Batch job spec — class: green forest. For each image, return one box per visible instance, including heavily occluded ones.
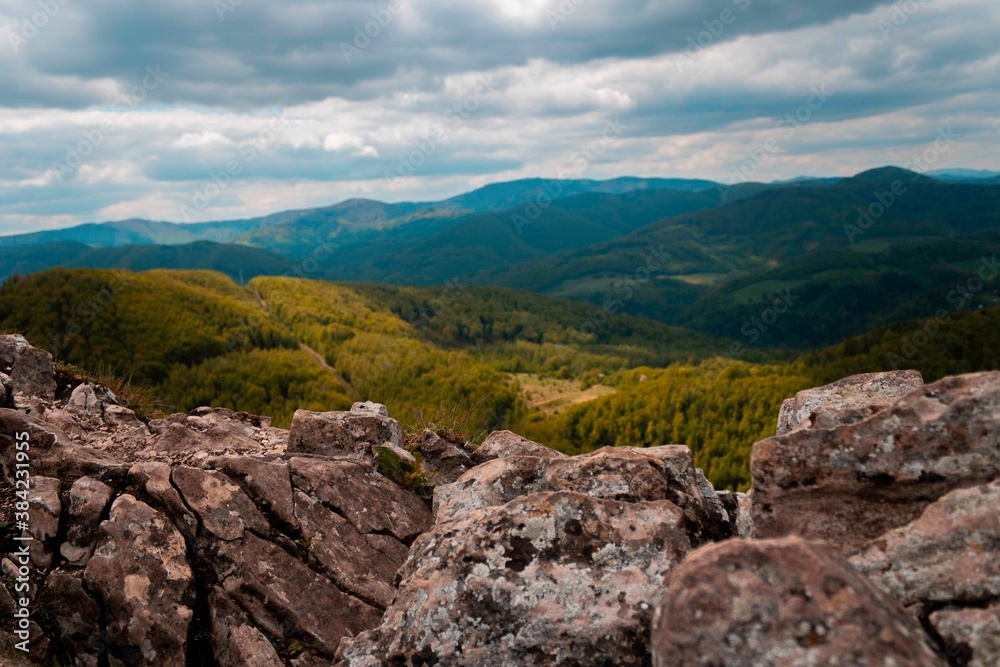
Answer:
[1,267,998,490]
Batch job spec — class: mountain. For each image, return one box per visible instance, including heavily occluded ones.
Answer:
[0,240,295,282]
[928,168,1000,182]
[480,168,1000,346]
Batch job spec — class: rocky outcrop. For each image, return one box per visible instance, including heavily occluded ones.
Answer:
[1,335,998,666]
[651,536,943,666]
[752,372,1000,553]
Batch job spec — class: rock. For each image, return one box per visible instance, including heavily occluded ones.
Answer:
[171,466,270,541]
[293,490,406,609]
[351,401,388,416]
[215,532,382,660]
[140,408,287,465]
[929,603,1000,667]
[289,457,431,543]
[67,384,104,415]
[377,442,416,466]
[777,370,924,435]
[60,476,116,567]
[83,495,194,666]
[751,372,1000,553]
[43,571,103,667]
[0,335,56,401]
[470,430,565,464]
[287,408,402,459]
[651,536,944,667]
[339,491,699,666]
[850,480,1000,607]
[209,588,285,667]
[718,490,753,538]
[0,408,131,486]
[28,476,61,569]
[205,455,298,531]
[408,429,472,485]
[434,446,730,542]
[126,462,198,537]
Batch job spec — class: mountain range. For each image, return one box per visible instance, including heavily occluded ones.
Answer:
[2,167,999,351]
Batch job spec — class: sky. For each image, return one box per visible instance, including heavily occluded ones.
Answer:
[0,0,998,234]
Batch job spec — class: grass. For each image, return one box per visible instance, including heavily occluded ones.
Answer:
[56,361,168,420]
[374,446,432,498]
[402,395,494,445]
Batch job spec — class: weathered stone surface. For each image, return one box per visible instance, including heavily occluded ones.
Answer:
[60,476,115,567]
[205,455,298,530]
[216,532,382,660]
[470,429,565,464]
[434,446,730,541]
[409,429,473,485]
[140,408,287,465]
[209,588,284,667]
[28,476,61,569]
[172,466,270,541]
[777,370,924,435]
[718,490,753,538]
[289,457,431,542]
[0,408,130,486]
[293,490,405,609]
[850,480,1000,606]
[84,495,194,666]
[930,603,1000,667]
[339,491,698,667]
[43,570,103,667]
[651,536,944,667]
[287,408,402,459]
[752,372,1000,553]
[352,401,388,416]
[126,461,198,537]
[0,335,57,401]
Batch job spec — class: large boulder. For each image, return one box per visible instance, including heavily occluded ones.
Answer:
[83,495,195,666]
[138,408,286,465]
[60,476,116,567]
[434,446,730,542]
[751,372,1000,553]
[287,404,402,460]
[776,370,923,434]
[850,480,1000,608]
[651,536,944,667]
[338,491,702,666]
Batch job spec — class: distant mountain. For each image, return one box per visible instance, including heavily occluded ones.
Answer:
[0,241,294,282]
[0,176,724,253]
[438,177,719,212]
[477,168,1000,346]
[928,168,1000,182]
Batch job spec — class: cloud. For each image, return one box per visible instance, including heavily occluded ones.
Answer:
[0,0,997,231]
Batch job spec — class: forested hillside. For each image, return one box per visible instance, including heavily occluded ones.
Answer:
[2,268,998,490]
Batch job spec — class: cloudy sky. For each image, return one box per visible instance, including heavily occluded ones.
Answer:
[0,0,997,233]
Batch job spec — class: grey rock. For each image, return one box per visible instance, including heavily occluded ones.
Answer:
[930,603,1000,667]
[409,429,472,485]
[171,466,270,541]
[209,588,285,667]
[470,430,565,464]
[776,370,924,435]
[205,455,298,531]
[28,476,61,569]
[288,408,402,460]
[60,476,115,567]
